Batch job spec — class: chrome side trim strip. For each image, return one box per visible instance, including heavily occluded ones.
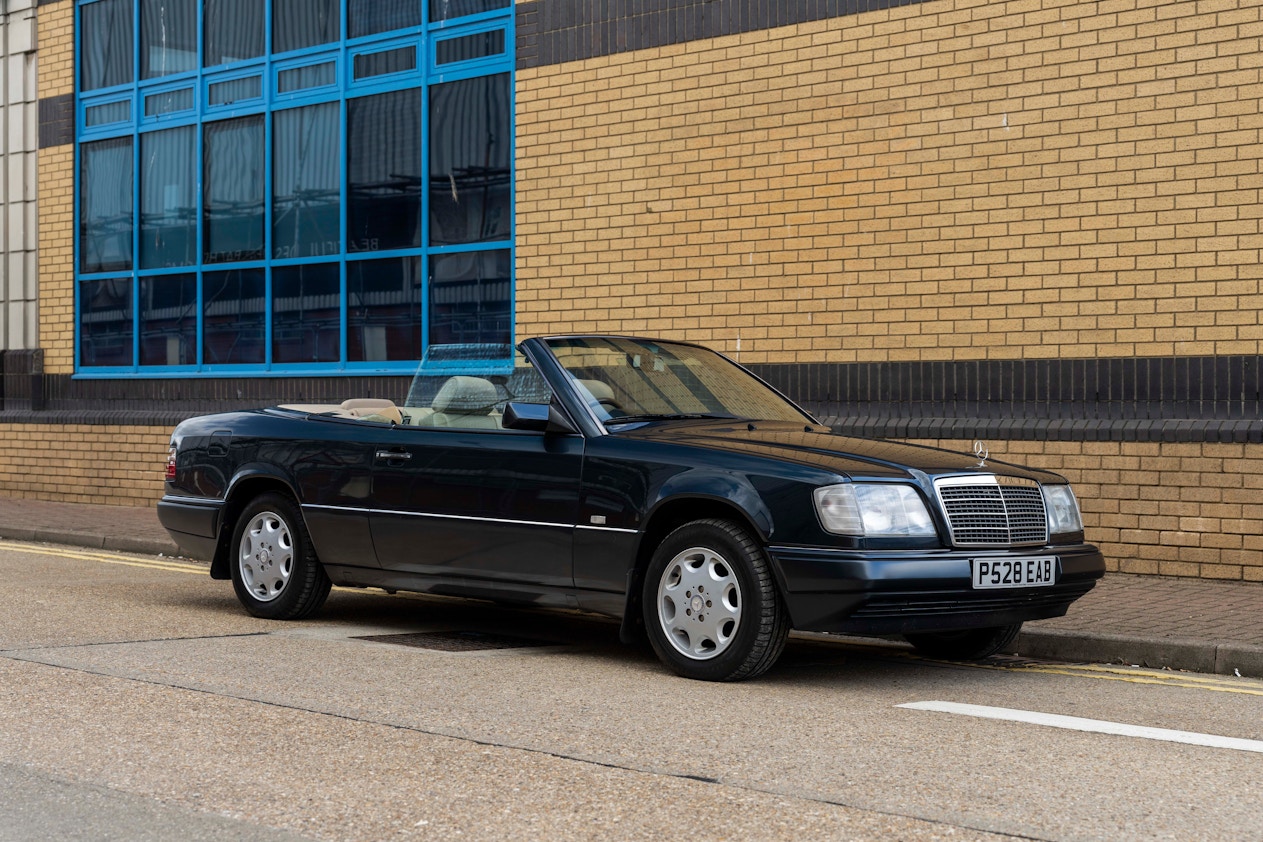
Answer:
[302,503,637,533]
[161,495,225,506]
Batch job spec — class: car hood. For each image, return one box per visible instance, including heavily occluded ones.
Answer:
[613,420,1058,483]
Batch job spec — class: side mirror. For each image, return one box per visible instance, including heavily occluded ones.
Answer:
[502,402,577,434]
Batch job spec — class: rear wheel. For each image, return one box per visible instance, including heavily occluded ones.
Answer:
[642,519,789,681]
[903,623,1022,660]
[230,492,331,620]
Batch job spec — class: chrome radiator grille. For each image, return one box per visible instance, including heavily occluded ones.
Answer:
[934,476,1048,547]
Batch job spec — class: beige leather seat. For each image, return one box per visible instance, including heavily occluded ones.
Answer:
[339,398,403,425]
[429,376,500,429]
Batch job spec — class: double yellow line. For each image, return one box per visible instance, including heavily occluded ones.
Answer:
[0,540,209,576]
[964,658,1263,696]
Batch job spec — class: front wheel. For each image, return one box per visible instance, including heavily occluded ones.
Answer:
[230,492,331,620]
[642,519,789,681]
[903,623,1022,660]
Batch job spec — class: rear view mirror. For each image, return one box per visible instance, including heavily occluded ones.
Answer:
[502,402,577,434]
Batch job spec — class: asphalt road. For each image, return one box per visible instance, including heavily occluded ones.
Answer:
[1,540,1260,841]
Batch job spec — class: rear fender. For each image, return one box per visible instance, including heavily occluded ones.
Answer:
[208,465,302,579]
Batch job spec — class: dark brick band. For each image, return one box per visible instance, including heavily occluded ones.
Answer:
[4,353,1263,443]
[516,0,931,69]
[38,93,74,149]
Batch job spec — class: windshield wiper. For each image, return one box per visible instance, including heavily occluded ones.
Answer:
[606,413,738,424]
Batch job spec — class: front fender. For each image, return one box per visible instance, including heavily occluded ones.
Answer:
[646,469,774,540]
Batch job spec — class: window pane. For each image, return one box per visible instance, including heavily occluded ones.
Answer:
[80,278,134,367]
[203,268,266,364]
[82,0,134,91]
[140,274,197,365]
[140,125,197,269]
[353,46,416,80]
[349,0,420,39]
[144,87,194,117]
[428,249,511,354]
[273,264,341,364]
[273,103,341,260]
[348,257,421,362]
[348,90,421,252]
[86,101,132,127]
[436,30,505,65]
[205,0,264,67]
[429,73,511,246]
[81,137,133,274]
[274,0,340,54]
[430,0,511,23]
[278,62,337,93]
[204,116,265,263]
[141,0,198,80]
[208,76,262,106]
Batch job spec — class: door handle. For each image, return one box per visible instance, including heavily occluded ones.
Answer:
[375,450,412,461]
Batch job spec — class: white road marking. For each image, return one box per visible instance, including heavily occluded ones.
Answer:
[899,701,1263,754]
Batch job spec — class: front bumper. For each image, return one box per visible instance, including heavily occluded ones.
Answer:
[768,543,1105,635]
[157,495,224,562]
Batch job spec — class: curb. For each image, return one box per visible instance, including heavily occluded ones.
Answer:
[1017,627,1263,679]
[0,526,182,558]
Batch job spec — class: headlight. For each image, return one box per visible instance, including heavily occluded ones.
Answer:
[1042,484,1083,536]
[814,483,936,538]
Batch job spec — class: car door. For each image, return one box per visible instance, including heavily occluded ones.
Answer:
[367,370,583,588]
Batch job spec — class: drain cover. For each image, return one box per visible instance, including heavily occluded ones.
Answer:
[354,630,559,652]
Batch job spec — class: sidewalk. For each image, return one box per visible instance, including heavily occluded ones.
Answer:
[2,495,1261,677]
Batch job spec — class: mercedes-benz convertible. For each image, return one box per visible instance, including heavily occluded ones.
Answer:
[159,335,1105,681]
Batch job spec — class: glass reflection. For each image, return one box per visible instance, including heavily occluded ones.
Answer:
[348,257,421,362]
[82,0,133,91]
[274,0,339,54]
[428,249,510,351]
[204,0,264,67]
[203,268,266,364]
[274,103,340,260]
[140,0,197,79]
[348,90,422,252]
[273,264,341,364]
[429,73,511,246]
[140,125,197,269]
[140,274,197,366]
[349,0,419,39]
[81,137,133,274]
[430,0,511,23]
[80,278,134,367]
[204,116,265,264]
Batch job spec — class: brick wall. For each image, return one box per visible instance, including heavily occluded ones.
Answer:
[516,0,1263,364]
[0,425,168,506]
[36,0,75,374]
[917,438,1263,582]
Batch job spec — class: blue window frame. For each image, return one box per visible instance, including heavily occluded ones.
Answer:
[75,0,514,377]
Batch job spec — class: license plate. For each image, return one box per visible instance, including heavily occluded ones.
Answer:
[972,557,1057,589]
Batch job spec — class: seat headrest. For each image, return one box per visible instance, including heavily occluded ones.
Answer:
[432,376,499,414]
[577,379,615,403]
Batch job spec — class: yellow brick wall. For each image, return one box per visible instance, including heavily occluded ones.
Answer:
[37,0,76,374]
[516,0,1263,365]
[915,438,1263,582]
[0,426,169,506]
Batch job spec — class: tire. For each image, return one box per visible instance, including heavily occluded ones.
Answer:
[642,518,789,681]
[903,623,1023,660]
[229,492,331,620]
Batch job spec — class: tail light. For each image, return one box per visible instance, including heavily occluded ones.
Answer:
[165,445,177,481]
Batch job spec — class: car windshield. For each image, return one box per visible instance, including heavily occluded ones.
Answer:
[545,336,810,425]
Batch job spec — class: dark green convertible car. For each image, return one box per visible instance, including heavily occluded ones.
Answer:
[159,335,1105,681]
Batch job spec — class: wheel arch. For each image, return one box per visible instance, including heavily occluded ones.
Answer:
[208,468,302,580]
[618,494,777,644]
